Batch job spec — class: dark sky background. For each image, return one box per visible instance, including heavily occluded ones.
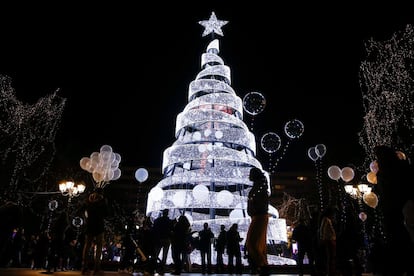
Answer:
[1,3,413,174]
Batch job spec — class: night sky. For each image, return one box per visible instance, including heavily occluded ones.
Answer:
[1,3,413,174]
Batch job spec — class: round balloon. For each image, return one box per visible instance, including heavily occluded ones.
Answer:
[315,144,327,158]
[135,168,149,183]
[358,212,367,222]
[363,192,378,208]
[366,172,377,184]
[261,132,282,153]
[308,147,319,161]
[284,119,304,139]
[327,165,341,181]
[341,167,355,182]
[192,184,209,202]
[242,91,266,115]
[369,160,379,173]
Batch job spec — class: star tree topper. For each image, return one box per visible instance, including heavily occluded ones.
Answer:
[199,11,228,37]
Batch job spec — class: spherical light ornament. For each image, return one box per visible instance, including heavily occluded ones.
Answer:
[284,119,304,139]
[217,190,234,207]
[242,91,266,115]
[327,165,341,181]
[149,187,164,201]
[192,184,209,202]
[261,132,282,153]
[72,216,84,228]
[363,192,378,208]
[341,167,355,182]
[358,212,367,222]
[135,168,149,183]
[48,200,58,211]
[172,190,188,208]
[315,144,327,158]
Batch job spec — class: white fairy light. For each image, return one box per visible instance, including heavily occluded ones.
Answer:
[359,24,414,162]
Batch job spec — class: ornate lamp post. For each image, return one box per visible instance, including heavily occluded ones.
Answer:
[58,181,86,202]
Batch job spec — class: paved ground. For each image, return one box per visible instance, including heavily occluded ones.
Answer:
[0,267,313,276]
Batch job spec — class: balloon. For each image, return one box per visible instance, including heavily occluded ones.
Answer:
[366,172,377,184]
[396,150,407,160]
[135,168,149,183]
[100,144,113,153]
[369,160,379,173]
[308,147,319,161]
[80,157,91,171]
[284,119,304,139]
[315,144,327,158]
[261,132,282,153]
[242,91,266,115]
[363,192,378,208]
[358,212,367,222]
[341,167,355,182]
[327,165,341,181]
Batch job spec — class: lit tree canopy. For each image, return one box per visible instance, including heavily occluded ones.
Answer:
[359,24,414,163]
[0,75,66,201]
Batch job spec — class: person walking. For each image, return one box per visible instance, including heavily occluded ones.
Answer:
[226,223,243,274]
[198,222,214,274]
[245,167,270,276]
[214,224,227,273]
[80,188,108,275]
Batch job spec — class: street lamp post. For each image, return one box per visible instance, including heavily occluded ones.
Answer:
[59,181,86,202]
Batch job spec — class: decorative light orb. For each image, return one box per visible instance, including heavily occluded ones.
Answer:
[341,167,355,182]
[172,190,188,207]
[284,119,304,139]
[198,144,207,153]
[135,168,149,183]
[315,144,327,158]
[242,91,266,115]
[217,190,234,207]
[204,129,212,137]
[215,130,223,139]
[260,132,282,153]
[149,187,164,201]
[192,184,209,202]
[327,165,341,181]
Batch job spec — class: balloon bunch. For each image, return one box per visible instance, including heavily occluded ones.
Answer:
[79,144,122,188]
[307,144,327,161]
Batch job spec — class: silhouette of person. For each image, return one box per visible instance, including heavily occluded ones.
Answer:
[226,223,243,274]
[245,167,270,276]
[319,206,337,276]
[80,188,108,275]
[171,215,191,275]
[373,145,414,276]
[198,222,214,274]
[152,209,173,274]
[214,224,227,273]
[292,218,315,276]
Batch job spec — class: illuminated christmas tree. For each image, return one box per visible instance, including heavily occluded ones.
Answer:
[146,12,291,264]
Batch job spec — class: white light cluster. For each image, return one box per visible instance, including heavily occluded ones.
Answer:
[359,24,414,162]
[147,25,285,243]
[0,75,66,197]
